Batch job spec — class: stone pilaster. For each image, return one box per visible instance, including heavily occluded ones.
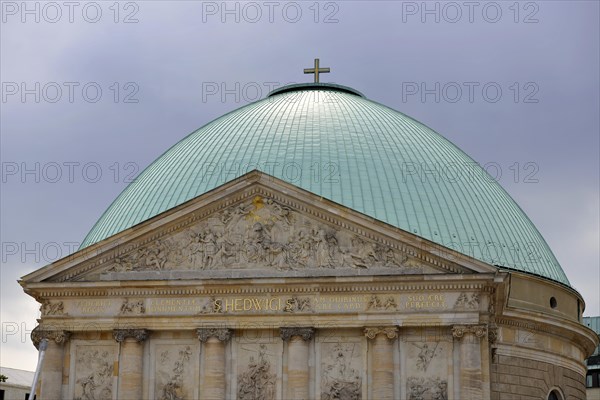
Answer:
[280,327,314,400]
[452,324,487,400]
[365,327,398,400]
[31,326,71,400]
[113,329,149,400]
[197,328,233,400]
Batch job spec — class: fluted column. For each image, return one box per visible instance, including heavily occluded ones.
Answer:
[197,328,233,400]
[365,326,398,400]
[31,327,71,400]
[452,324,487,400]
[113,329,149,400]
[281,327,314,400]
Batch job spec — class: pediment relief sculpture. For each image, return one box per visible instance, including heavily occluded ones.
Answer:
[101,196,425,275]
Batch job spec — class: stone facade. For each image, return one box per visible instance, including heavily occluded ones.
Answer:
[491,355,585,400]
[20,173,598,399]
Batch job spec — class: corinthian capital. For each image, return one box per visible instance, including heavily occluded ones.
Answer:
[364,326,399,340]
[113,328,149,343]
[452,324,487,340]
[31,326,71,349]
[197,328,233,342]
[280,327,315,342]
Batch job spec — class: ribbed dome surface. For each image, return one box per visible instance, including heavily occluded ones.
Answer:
[81,84,569,286]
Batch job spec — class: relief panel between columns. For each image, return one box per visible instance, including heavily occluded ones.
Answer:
[68,340,118,400]
[148,339,199,400]
[316,329,366,400]
[400,327,454,400]
[231,330,283,400]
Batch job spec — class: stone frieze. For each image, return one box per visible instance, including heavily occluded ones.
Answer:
[100,197,423,275]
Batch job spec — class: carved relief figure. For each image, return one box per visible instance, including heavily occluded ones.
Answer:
[74,348,113,400]
[407,377,447,400]
[265,198,293,225]
[111,256,133,272]
[157,346,192,400]
[237,344,276,400]
[314,228,335,267]
[366,295,398,311]
[119,299,145,315]
[287,227,313,268]
[41,300,64,315]
[321,343,362,400]
[414,342,439,372]
[349,238,375,269]
[215,232,236,265]
[146,240,169,270]
[284,296,312,313]
[103,197,418,273]
[198,297,222,314]
[382,245,409,267]
[407,377,428,400]
[187,230,204,265]
[453,292,480,310]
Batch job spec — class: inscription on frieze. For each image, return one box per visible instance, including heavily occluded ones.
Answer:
[148,298,203,314]
[76,299,111,315]
[401,294,447,310]
[64,292,471,317]
[66,292,465,317]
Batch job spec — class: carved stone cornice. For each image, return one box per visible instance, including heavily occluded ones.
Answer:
[364,326,399,340]
[27,279,489,299]
[197,328,233,342]
[31,325,71,349]
[451,324,487,340]
[280,327,315,342]
[113,328,149,343]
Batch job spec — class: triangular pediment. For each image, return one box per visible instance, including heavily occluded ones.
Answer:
[21,171,497,284]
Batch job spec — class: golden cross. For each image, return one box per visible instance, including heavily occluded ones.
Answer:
[303,58,330,83]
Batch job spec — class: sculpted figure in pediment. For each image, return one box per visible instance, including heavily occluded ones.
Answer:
[103,197,421,274]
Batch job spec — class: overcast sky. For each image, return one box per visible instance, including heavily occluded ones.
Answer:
[1,0,599,371]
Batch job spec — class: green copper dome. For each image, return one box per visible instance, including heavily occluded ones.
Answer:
[80,83,569,286]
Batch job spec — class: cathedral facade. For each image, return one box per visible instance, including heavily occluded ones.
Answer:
[21,81,598,400]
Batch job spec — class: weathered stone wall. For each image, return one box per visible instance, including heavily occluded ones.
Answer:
[491,355,585,400]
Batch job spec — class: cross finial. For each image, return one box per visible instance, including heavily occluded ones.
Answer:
[303,58,330,83]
